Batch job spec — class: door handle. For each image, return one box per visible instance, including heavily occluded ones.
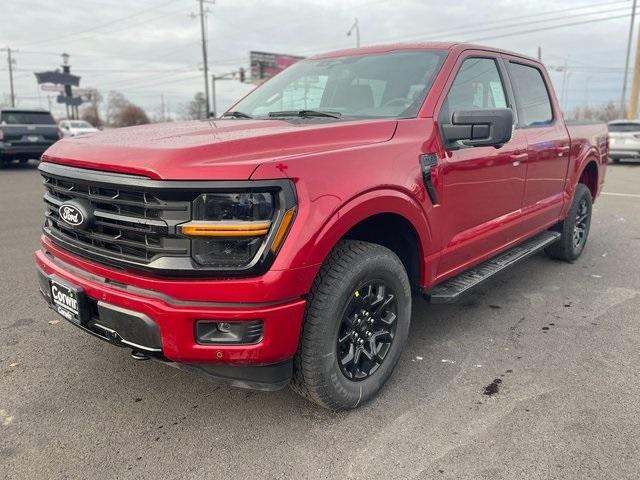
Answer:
[555,146,570,157]
[510,152,528,166]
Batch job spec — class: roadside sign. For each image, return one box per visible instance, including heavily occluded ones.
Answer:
[40,84,64,93]
[250,51,304,84]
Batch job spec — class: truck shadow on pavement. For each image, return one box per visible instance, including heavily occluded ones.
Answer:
[50,251,565,422]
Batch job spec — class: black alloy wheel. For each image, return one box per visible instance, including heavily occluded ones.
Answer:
[572,197,590,250]
[337,280,397,381]
[291,240,412,410]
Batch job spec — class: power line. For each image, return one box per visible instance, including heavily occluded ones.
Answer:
[467,11,637,42]
[378,0,632,44]
[16,0,181,48]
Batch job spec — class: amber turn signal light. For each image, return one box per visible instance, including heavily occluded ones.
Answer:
[270,207,296,253]
[180,221,271,237]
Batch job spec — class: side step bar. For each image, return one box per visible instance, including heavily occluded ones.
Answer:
[425,231,561,304]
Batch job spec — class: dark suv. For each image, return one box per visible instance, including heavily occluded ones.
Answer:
[0,108,60,166]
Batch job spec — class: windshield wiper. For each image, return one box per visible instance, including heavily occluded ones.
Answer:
[268,110,342,119]
[221,111,253,119]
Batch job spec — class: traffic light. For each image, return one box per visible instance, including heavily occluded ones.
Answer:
[239,67,245,83]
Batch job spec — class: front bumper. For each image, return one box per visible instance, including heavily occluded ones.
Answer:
[35,242,307,390]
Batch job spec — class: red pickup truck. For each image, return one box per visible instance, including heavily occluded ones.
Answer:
[35,43,608,410]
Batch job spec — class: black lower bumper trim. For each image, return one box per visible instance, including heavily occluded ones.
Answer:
[161,359,293,391]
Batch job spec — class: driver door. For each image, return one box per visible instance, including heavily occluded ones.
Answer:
[435,54,528,277]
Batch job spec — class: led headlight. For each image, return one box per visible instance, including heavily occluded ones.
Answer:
[179,191,295,270]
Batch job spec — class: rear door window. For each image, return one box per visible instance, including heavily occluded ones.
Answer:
[1,111,56,125]
[508,62,553,127]
[608,122,640,132]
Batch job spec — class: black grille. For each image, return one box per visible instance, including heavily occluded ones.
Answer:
[39,162,297,277]
[42,169,191,266]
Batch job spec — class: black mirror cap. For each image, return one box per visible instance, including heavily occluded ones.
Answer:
[442,108,514,149]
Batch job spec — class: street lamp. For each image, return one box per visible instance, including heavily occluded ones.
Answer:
[347,18,360,48]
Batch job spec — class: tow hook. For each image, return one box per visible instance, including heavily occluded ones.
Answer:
[130,350,150,361]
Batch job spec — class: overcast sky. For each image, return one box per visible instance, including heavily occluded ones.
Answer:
[1,0,636,120]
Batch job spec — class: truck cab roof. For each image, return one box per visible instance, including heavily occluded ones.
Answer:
[0,107,51,113]
[311,42,539,63]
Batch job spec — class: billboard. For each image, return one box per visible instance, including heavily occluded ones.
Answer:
[34,71,81,87]
[250,51,305,84]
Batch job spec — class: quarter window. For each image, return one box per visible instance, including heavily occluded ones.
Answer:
[508,62,553,127]
[439,57,507,124]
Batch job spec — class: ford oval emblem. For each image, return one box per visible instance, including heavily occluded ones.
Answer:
[58,203,87,228]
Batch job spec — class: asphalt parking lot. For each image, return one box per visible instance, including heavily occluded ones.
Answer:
[1,160,639,480]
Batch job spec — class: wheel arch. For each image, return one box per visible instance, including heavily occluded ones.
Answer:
[578,158,599,199]
[303,189,433,291]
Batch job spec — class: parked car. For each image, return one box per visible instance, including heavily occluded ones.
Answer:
[608,119,640,163]
[35,42,608,410]
[58,119,99,138]
[0,108,60,166]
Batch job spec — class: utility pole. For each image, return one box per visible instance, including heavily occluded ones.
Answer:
[196,0,214,118]
[628,25,640,119]
[621,0,637,118]
[211,75,216,118]
[347,18,360,48]
[537,46,542,62]
[559,58,570,113]
[1,47,17,107]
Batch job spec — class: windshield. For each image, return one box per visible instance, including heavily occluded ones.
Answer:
[1,111,55,125]
[70,121,92,128]
[608,122,640,132]
[232,50,447,120]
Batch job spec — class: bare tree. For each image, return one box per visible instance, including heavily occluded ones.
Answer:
[185,92,208,120]
[106,91,150,128]
[118,104,150,127]
[570,101,623,122]
[80,88,103,128]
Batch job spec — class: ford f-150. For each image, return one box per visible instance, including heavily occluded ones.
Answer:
[35,43,608,410]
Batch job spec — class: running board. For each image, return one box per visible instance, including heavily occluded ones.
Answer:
[425,231,561,304]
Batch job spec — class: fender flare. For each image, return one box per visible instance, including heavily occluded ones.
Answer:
[562,149,600,217]
[301,188,433,271]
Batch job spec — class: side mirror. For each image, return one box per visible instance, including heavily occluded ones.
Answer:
[442,108,513,149]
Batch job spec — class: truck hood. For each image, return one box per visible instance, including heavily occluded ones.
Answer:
[42,118,398,180]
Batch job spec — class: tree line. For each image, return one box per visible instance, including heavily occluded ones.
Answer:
[80,90,211,128]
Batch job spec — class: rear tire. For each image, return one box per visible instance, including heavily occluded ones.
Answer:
[291,240,411,411]
[545,183,592,262]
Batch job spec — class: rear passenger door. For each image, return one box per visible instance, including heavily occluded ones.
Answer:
[506,59,570,224]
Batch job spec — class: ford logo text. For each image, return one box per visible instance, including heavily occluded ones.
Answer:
[59,204,85,227]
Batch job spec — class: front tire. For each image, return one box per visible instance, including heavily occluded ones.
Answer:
[545,183,593,262]
[291,240,411,411]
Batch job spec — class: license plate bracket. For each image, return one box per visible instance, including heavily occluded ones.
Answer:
[49,278,88,325]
